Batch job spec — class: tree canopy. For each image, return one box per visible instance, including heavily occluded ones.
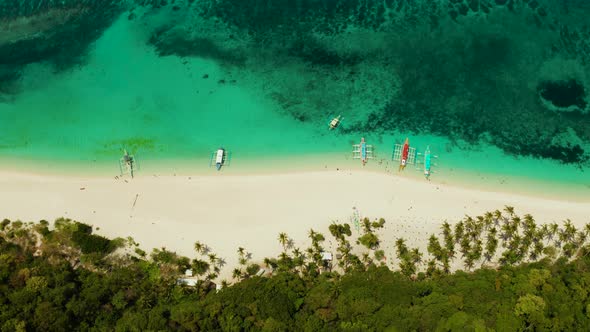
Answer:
[1,210,590,331]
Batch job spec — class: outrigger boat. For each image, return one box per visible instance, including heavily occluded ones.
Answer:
[209,148,231,170]
[329,115,342,130]
[119,149,139,178]
[392,138,416,171]
[416,146,437,180]
[352,137,374,166]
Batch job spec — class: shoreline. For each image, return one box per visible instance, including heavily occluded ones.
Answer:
[0,153,588,202]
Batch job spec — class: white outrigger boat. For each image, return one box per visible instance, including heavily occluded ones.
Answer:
[209,148,231,170]
[416,145,438,180]
[119,149,139,178]
[328,115,342,130]
[352,137,374,166]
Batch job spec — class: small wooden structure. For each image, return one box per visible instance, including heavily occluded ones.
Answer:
[209,148,231,170]
[352,137,374,165]
[119,149,139,178]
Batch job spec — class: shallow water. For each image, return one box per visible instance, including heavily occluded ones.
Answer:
[0,1,589,198]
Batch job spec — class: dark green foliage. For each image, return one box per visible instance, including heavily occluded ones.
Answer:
[3,215,590,330]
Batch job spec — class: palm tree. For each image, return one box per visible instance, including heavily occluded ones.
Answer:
[192,259,210,277]
[563,220,577,243]
[454,221,465,244]
[410,248,423,264]
[395,238,409,258]
[492,210,503,226]
[216,257,226,268]
[504,206,515,217]
[548,223,559,240]
[208,253,217,264]
[329,223,343,241]
[232,268,243,280]
[194,241,206,254]
[441,222,455,257]
[484,212,494,229]
[427,235,444,261]
[529,241,544,261]
[278,232,289,252]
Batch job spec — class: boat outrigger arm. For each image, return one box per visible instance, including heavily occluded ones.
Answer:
[329,114,342,130]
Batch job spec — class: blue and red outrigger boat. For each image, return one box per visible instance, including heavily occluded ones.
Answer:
[352,137,374,166]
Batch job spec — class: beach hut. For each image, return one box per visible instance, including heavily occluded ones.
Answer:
[177,278,198,287]
[321,251,333,271]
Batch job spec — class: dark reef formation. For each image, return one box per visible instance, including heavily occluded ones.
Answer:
[1,0,589,165]
[0,0,125,91]
[136,0,590,165]
[538,79,587,110]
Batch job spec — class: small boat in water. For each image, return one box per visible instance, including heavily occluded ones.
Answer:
[119,149,139,178]
[423,146,432,178]
[214,148,225,171]
[329,115,342,130]
[352,137,374,166]
[399,138,410,171]
[209,148,231,170]
[392,137,416,171]
[417,145,437,180]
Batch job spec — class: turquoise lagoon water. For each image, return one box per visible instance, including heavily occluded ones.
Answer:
[0,4,589,199]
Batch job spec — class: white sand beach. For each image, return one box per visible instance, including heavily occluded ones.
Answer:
[2,165,589,280]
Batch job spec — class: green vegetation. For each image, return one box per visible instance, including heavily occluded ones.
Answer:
[2,209,590,331]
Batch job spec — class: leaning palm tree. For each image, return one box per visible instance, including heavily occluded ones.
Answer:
[492,210,503,226]
[454,221,465,244]
[216,257,226,268]
[194,241,206,254]
[232,268,243,280]
[504,206,515,217]
[484,212,494,229]
[427,235,444,262]
[278,232,289,252]
[395,238,409,258]
[308,229,316,239]
[441,222,455,258]
[548,223,559,240]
